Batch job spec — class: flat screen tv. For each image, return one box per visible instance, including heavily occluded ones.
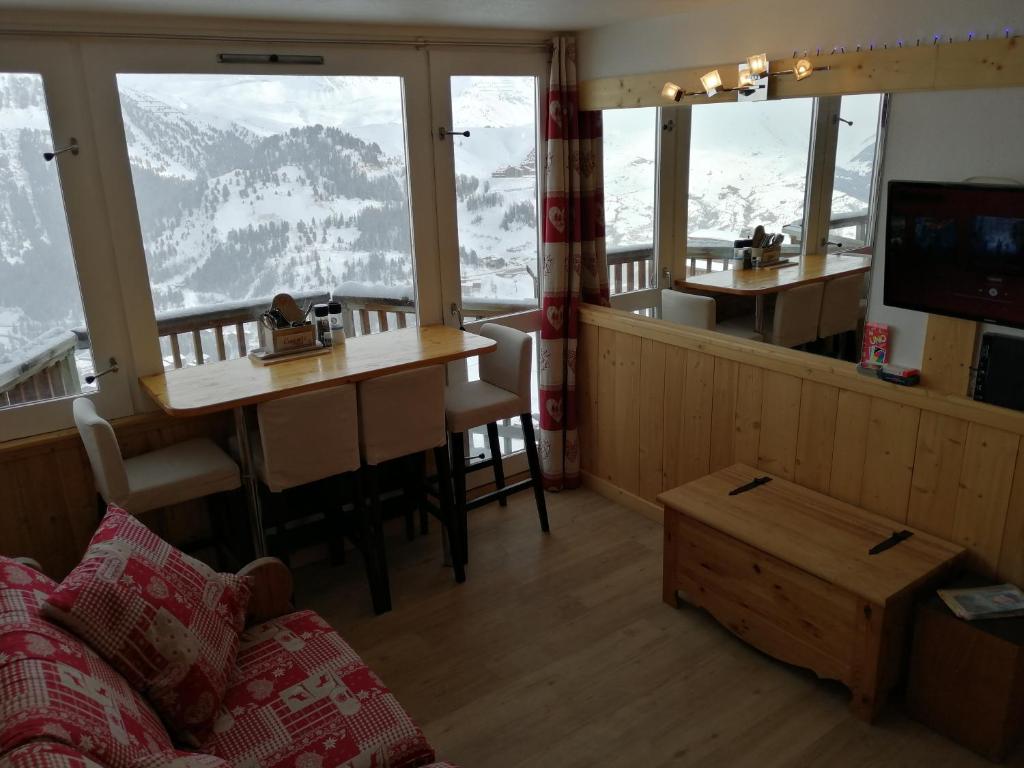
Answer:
[884,180,1024,328]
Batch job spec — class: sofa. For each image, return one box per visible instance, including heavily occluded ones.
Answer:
[0,553,456,768]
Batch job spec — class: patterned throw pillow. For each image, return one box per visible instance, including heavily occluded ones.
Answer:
[42,508,251,747]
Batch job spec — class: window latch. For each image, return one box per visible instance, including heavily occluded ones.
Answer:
[85,357,118,385]
[43,138,79,162]
[439,128,471,140]
[835,115,854,126]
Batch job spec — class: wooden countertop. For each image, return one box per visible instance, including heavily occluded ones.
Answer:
[658,464,964,606]
[676,253,871,296]
[140,325,496,416]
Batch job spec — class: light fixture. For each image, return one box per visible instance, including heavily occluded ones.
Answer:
[746,52,769,78]
[793,58,815,80]
[661,81,684,102]
[700,69,722,97]
[737,64,754,89]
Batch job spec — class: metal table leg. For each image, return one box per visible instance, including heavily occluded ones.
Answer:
[234,406,266,558]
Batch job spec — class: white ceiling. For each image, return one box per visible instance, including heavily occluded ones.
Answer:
[0,0,718,31]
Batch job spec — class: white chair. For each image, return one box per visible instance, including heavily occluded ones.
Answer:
[73,397,240,556]
[769,282,825,348]
[357,365,458,614]
[660,290,762,341]
[818,274,865,359]
[248,386,361,568]
[444,324,549,567]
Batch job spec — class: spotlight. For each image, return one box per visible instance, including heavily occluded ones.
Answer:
[661,81,684,102]
[746,53,769,78]
[794,59,815,81]
[737,64,754,89]
[700,69,722,97]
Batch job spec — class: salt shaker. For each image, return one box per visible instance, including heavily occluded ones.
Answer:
[327,301,345,346]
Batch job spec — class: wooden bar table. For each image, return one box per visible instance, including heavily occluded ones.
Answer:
[140,325,496,557]
[676,253,872,335]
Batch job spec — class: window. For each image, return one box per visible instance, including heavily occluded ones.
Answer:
[0,73,96,408]
[449,75,540,314]
[603,107,658,294]
[687,98,814,268]
[116,73,415,368]
[829,93,885,250]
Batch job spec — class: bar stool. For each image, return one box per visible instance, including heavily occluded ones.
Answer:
[768,282,825,348]
[247,386,362,570]
[444,324,549,567]
[357,365,460,614]
[660,290,762,341]
[817,274,865,360]
[72,397,240,558]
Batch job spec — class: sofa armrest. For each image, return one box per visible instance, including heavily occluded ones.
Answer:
[238,557,294,624]
[14,557,43,572]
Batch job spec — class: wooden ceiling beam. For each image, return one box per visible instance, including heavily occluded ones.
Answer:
[579,36,1024,110]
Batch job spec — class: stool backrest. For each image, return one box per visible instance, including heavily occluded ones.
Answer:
[72,397,129,504]
[661,290,716,330]
[772,282,825,348]
[818,273,864,338]
[479,324,532,413]
[256,385,360,493]
[358,365,445,466]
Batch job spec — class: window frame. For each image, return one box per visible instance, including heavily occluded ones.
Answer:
[78,39,441,409]
[0,39,135,441]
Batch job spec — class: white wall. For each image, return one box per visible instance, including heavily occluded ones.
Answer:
[867,87,1024,369]
[577,0,1024,79]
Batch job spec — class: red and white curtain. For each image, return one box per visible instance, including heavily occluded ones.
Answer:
[538,36,609,491]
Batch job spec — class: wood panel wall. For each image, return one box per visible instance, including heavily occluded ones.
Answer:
[578,306,1024,583]
[0,411,232,578]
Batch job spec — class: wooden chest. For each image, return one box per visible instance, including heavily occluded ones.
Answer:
[658,464,964,721]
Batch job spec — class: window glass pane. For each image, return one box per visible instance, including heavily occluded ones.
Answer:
[688,98,813,269]
[116,74,415,368]
[450,75,539,314]
[604,107,657,294]
[830,93,884,250]
[0,73,95,409]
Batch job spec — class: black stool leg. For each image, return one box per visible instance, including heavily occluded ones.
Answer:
[434,444,465,583]
[96,494,107,523]
[414,452,429,535]
[486,422,507,508]
[521,414,550,533]
[328,475,347,566]
[402,455,418,542]
[450,430,469,566]
[364,465,392,614]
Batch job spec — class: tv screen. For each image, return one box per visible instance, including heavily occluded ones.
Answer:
[884,180,1024,328]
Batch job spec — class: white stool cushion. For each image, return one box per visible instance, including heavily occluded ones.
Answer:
[121,438,240,515]
[661,289,715,330]
[256,385,360,492]
[358,366,445,466]
[478,324,532,414]
[445,379,523,433]
[818,273,865,338]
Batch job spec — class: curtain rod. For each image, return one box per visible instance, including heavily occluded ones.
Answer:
[0,26,553,49]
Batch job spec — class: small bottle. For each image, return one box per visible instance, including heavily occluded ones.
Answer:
[327,301,345,346]
[313,303,331,347]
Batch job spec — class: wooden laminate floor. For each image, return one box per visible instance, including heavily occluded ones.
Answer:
[293,488,1019,768]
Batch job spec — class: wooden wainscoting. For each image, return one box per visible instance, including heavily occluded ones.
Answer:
[577,305,1024,582]
[0,410,231,578]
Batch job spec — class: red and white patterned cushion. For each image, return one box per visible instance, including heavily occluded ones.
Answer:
[41,508,251,747]
[0,742,108,767]
[205,610,436,768]
[0,557,174,768]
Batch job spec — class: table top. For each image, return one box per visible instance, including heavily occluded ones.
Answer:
[675,253,872,296]
[140,325,496,416]
[658,464,964,605]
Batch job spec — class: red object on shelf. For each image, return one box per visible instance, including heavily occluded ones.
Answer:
[861,322,890,366]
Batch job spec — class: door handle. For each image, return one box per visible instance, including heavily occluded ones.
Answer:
[438,127,471,140]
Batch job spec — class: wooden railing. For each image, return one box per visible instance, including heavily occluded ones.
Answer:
[608,246,654,295]
[0,331,81,408]
[156,291,331,369]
